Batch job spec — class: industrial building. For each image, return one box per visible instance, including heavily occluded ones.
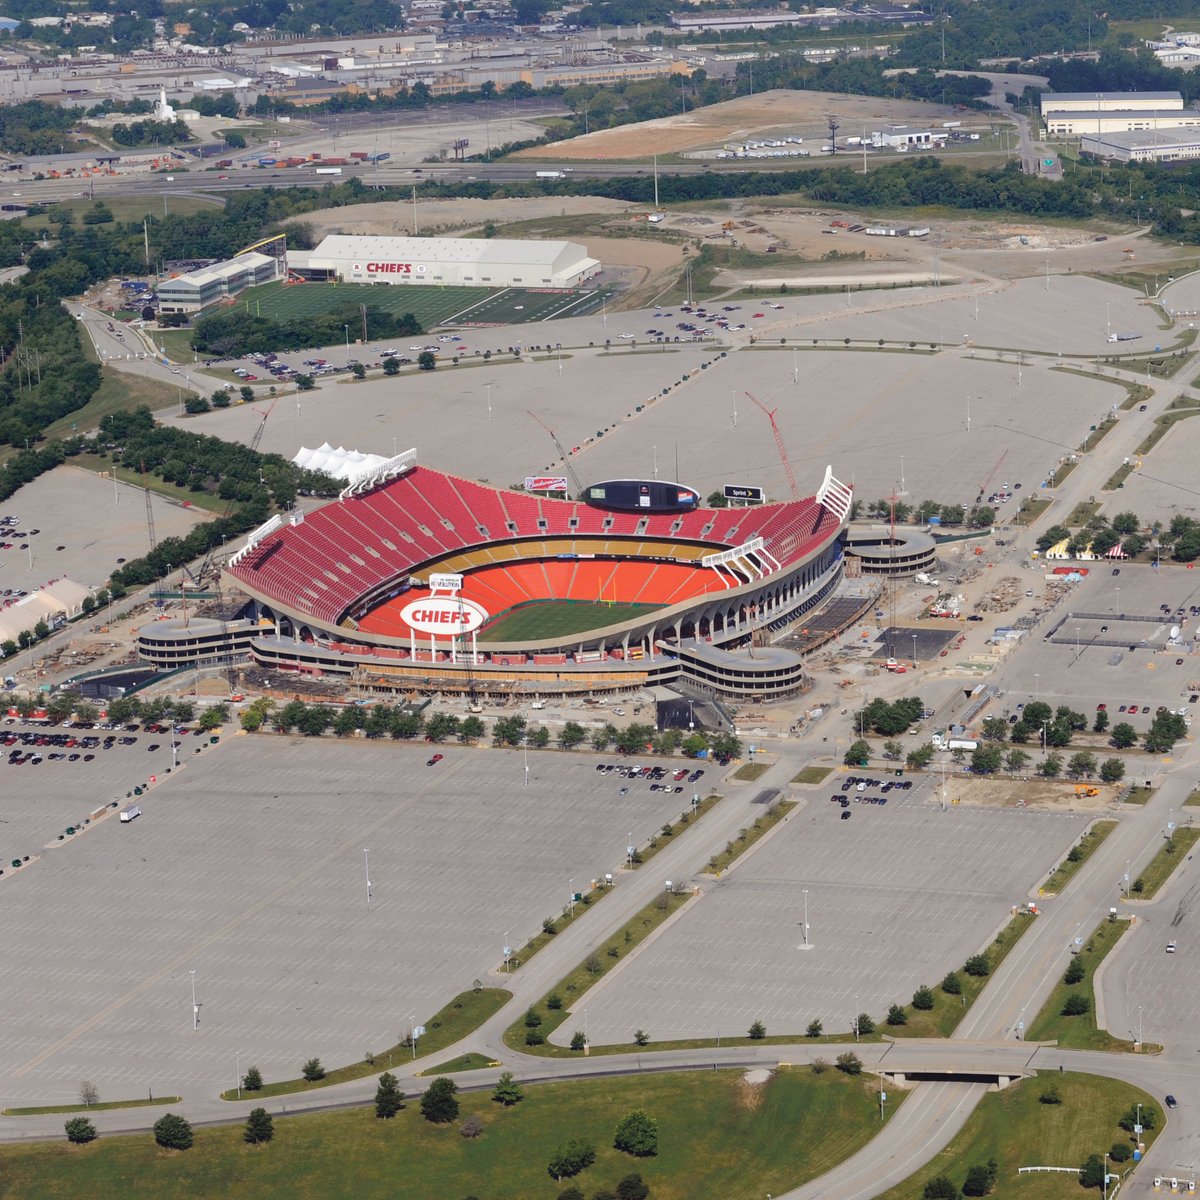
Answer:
[1039,90,1185,115]
[1042,109,1200,137]
[157,251,280,314]
[287,235,601,290]
[1080,128,1200,163]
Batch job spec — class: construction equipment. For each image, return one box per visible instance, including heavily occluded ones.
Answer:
[1074,784,1099,797]
[745,392,800,501]
[527,410,584,496]
[141,460,157,554]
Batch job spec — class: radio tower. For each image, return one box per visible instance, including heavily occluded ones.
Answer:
[826,114,840,154]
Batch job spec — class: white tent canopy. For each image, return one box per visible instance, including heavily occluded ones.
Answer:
[292,443,390,483]
[0,578,92,644]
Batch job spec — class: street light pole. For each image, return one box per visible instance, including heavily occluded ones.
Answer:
[364,848,371,904]
[569,877,575,917]
[190,970,197,1031]
[236,1049,243,1100]
[799,888,811,950]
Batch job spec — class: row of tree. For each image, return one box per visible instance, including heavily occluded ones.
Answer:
[191,307,422,356]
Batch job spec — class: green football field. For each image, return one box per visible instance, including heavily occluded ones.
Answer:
[480,600,660,642]
[235,280,607,329]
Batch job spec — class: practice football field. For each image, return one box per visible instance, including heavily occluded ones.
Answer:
[480,600,661,642]
[235,281,607,329]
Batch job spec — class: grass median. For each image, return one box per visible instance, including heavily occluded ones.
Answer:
[887,912,1036,1039]
[220,988,511,1100]
[0,1067,900,1200]
[1131,826,1200,899]
[1027,918,1151,1052]
[705,801,795,875]
[419,1053,497,1076]
[1040,821,1117,896]
[871,1072,1159,1200]
[2,1097,180,1117]
[791,766,832,785]
[733,762,769,782]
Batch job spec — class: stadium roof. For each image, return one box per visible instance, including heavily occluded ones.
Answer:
[306,234,585,267]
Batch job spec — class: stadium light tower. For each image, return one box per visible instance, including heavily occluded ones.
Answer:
[826,115,840,154]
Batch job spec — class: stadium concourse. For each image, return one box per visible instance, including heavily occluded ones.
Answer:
[167,451,862,700]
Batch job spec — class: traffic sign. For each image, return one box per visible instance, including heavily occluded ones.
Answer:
[724,484,765,503]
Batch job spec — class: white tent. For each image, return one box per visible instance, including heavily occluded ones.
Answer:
[0,578,92,644]
[292,443,390,483]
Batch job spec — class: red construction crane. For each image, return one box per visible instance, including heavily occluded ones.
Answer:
[745,392,800,501]
[976,448,1008,504]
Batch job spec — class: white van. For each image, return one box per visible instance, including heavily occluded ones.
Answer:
[120,804,141,823]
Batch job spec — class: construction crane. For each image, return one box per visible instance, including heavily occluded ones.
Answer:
[141,460,157,553]
[975,448,1008,505]
[527,410,584,497]
[745,392,800,501]
[183,399,278,589]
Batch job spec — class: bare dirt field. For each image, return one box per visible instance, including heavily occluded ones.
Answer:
[284,196,638,239]
[515,88,1003,161]
[946,775,1116,811]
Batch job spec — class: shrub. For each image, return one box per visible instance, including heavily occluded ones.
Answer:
[1109,1141,1132,1163]
[811,1057,829,1074]
[243,1107,274,1145]
[634,1029,650,1046]
[616,1174,650,1200]
[153,1112,193,1150]
[922,1175,961,1199]
[855,1013,875,1036]
[570,1030,587,1051]
[420,1077,460,1124]
[1039,1085,1062,1104]
[806,1019,823,1038]
[613,1109,658,1157]
[242,1065,263,1092]
[64,1116,96,1144]
[961,1160,997,1197]
[525,1008,543,1028]
[912,985,935,1011]
[460,1114,484,1139]
[748,1019,766,1039]
[1062,993,1091,1016]
[1064,959,1085,985]
[835,1052,863,1075]
[963,954,990,977]
[546,993,563,1010]
[886,1004,907,1026]
[301,1058,324,1081]
[492,1071,523,1107]
[940,972,962,995]
[525,1028,546,1046]
[1079,1153,1106,1189]
[375,1071,404,1118]
[548,1138,596,1180]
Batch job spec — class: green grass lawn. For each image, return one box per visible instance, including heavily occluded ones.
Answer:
[791,766,832,785]
[1131,827,1200,899]
[1027,920,1138,1052]
[481,600,660,642]
[420,1053,496,1076]
[233,280,604,330]
[1041,821,1117,896]
[17,194,221,233]
[1123,785,1155,805]
[2,1097,179,1117]
[222,989,510,1100]
[41,367,183,441]
[872,1072,1159,1200]
[1185,788,1200,807]
[0,1067,898,1200]
[732,761,769,781]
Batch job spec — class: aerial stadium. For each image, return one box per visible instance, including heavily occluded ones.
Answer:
[141,449,859,699]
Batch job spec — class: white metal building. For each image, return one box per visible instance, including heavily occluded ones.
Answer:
[288,235,601,289]
[1039,90,1184,115]
[157,251,280,314]
[1081,128,1200,163]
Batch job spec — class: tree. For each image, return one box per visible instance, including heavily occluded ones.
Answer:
[806,1018,823,1038]
[634,1029,650,1046]
[459,715,485,742]
[243,1065,263,1092]
[835,1051,863,1075]
[1110,722,1137,749]
[1061,993,1090,1016]
[886,1003,908,1026]
[912,985,935,1010]
[1064,958,1085,985]
[295,373,315,390]
[558,720,586,749]
[962,1160,998,1197]
[613,1109,658,1157]
[941,971,962,995]
[907,744,935,770]
[1120,1104,1157,1132]
[882,739,903,760]
[375,1071,404,1118]
[351,363,366,380]
[748,1019,766,1039]
[79,1080,99,1107]
[616,1174,650,1200]
[570,1030,587,1051]
[1093,709,1109,734]
[923,1177,961,1200]
[301,1058,325,1081]
[1079,1153,1106,1190]
[1067,751,1098,778]
[64,1116,97,1143]
[971,743,1003,774]
[492,1071,524,1106]
[244,1107,274,1145]
[855,1012,875,1035]
[964,954,990,977]
[1004,747,1031,773]
[981,716,1009,742]
[1039,752,1063,778]
[1109,1141,1131,1163]
[418,350,437,371]
[844,739,870,766]
[1099,757,1125,783]
[199,705,227,731]
[548,1138,596,1180]
[239,385,254,402]
[420,1077,459,1123]
[153,1112,193,1150]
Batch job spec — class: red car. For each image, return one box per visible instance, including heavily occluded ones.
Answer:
[427,753,443,766]
[753,312,765,318]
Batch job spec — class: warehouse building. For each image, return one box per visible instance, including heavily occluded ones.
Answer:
[287,235,602,289]
[1039,90,1185,115]
[157,251,280,314]
[1081,128,1200,163]
[1042,108,1200,137]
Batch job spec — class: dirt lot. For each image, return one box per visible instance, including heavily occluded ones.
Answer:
[514,88,1003,161]
[946,775,1116,811]
[283,195,638,239]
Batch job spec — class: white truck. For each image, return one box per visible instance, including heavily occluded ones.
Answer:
[120,804,141,823]
[536,170,566,179]
[315,167,342,175]
[931,731,978,752]
[1107,332,1142,343]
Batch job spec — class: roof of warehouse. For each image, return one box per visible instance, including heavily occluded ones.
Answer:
[1043,90,1182,102]
[308,234,586,266]
[1082,128,1200,148]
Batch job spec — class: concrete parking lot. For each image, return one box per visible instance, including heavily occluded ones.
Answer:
[0,737,691,1102]
[1109,412,1200,523]
[572,785,1086,1045]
